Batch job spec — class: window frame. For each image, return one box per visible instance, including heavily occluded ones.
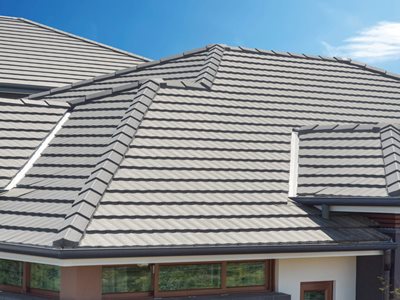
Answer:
[100,260,274,299]
[0,259,25,293]
[300,281,333,300]
[101,264,154,299]
[0,261,59,299]
[154,260,274,298]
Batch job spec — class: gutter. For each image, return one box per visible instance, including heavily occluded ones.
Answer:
[293,197,400,206]
[0,241,394,260]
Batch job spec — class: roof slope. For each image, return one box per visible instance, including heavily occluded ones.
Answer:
[294,123,400,203]
[0,45,396,255]
[0,16,148,91]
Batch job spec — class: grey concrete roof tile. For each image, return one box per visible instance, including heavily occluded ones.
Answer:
[1,44,399,251]
[0,16,147,91]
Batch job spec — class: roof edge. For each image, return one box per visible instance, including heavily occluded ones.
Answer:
[0,241,393,260]
[17,17,150,62]
[225,46,400,82]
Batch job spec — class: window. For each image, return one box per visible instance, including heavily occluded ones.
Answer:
[158,264,221,291]
[101,260,274,297]
[227,261,265,288]
[102,265,152,293]
[301,281,333,300]
[30,263,60,292]
[0,259,23,287]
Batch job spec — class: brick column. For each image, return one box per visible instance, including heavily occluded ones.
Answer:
[60,265,102,300]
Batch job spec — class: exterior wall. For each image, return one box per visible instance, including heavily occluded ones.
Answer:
[277,256,356,300]
[60,266,102,300]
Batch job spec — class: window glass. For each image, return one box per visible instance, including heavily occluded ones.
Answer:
[102,265,152,293]
[0,259,23,286]
[159,264,221,291]
[227,261,265,287]
[30,263,60,291]
[304,291,326,300]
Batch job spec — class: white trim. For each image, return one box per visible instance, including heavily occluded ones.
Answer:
[330,205,400,214]
[288,131,299,197]
[0,250,382,267]
[5,112,70,190]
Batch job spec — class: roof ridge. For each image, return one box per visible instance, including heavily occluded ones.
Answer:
[294,123,382,134]
[380,126,400,196]
[17,17,150,63]
[52,79,161,248]
[28,44,224,101]
[225,46,400,82]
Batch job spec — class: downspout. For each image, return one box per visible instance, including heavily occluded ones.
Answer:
[384,249,391,300]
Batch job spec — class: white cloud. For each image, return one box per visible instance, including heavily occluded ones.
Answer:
[322,21,400,62]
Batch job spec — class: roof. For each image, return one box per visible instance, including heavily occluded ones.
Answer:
[0,16,149,92]
[0,44,396,257]
[293,123,400,205]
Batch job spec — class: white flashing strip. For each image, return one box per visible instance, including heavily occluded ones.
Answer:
[288,131,299,197]
[330,205,400,214]
[0,250,383,267]
[5,112,70,190]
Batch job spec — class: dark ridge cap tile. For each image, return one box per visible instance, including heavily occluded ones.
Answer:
[21,98,49,107]
[294,124,319,132]
[296,123,383,134]
[66,203,97,220]
[93,72,117,82]
[303,53,324,60]
[386,71,400,80]
[271,50,291,57]
[53,227,82,248]
[255,48,275,55]
[44,100,71,108]
[72,78,95,87]
[288,52,306,59]
[318,55,337,62]
[85,89,113,101]
[115,65,138,75]
[364,65,387,75]
[159,53,185,62]
[28,90,51,99]
[67,97,86,106]
[49,84,73,94]
[183,46,208,56]
[112,82,140,93]
[136,60,161,70]
[161,80,187,89]
[314,124,339,131]
[335,124,358,131]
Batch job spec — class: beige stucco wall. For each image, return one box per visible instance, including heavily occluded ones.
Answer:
[277,256,356,300]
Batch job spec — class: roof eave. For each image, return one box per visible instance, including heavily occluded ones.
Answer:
[0,241,393,260]
[293,196,400,206]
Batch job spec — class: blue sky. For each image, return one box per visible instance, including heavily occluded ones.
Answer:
[1,0,400,72]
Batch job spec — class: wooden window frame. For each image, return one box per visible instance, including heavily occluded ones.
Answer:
[154,260,275,298]
[300,281,333,300]
[101,264,154,300]
[100,260,275,299]
[0,262,59,299]
[28,262,60,299]
[0,261,25,294]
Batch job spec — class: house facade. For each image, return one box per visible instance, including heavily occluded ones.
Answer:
[0,17,398,300]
